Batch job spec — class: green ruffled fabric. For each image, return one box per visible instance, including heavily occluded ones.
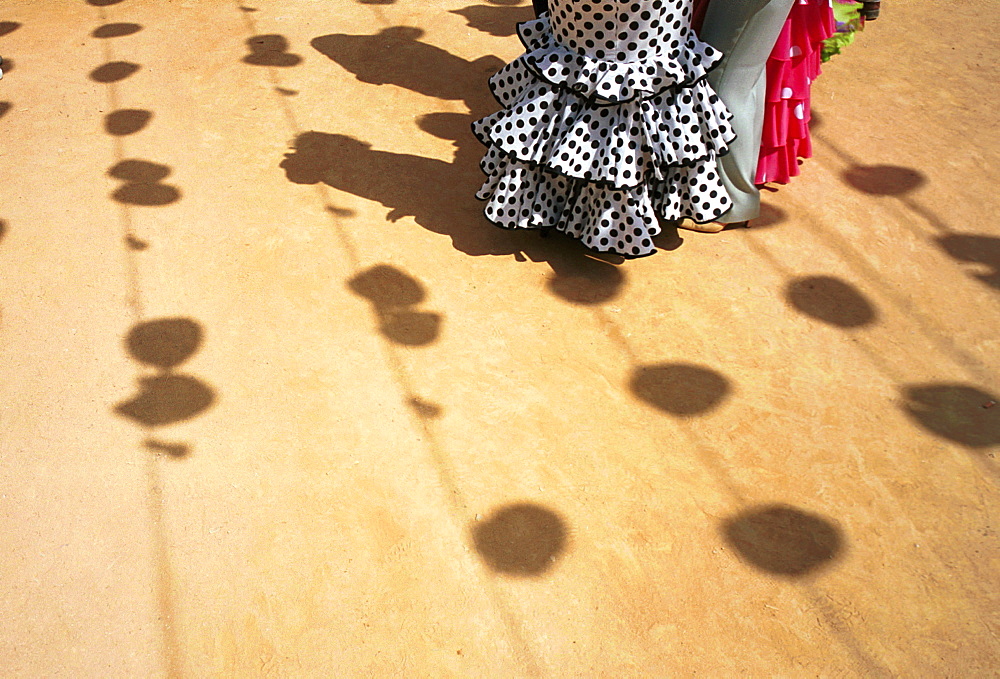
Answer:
[822,1,865,62]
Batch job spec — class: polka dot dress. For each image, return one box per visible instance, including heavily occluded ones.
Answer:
[473,0,737,258]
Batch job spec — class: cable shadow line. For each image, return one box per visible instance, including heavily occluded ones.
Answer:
[360,1,392,28]
[899,195,956,236]
[235,4,361,268]
[232,5,544,675]
[373,334,544,677]
[91,5,183,676]
[236,6,301,134]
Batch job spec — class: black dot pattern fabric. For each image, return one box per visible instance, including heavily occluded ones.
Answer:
[473,0,737,258]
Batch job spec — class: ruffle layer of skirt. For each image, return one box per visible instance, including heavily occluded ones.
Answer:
[477,146,732,258]
[474,75,734,188]
[512,15,726,105]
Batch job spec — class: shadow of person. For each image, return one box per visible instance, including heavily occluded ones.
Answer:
[348,264,443,346]
[243,34,302,67]
[305,27,658,263]
[785,275,878,329]
[115,318,215,434]
[722,504,844,577]
[901,384,1000,449]
[450,4,536,37]
[310,27,502,118]
[471,502,569,577]
[298,28,512,257]
[281,129,527,256]
[936,234,1000,290]
[0,102,9,119]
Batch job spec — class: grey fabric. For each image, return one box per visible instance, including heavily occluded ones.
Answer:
[700,0,795,222]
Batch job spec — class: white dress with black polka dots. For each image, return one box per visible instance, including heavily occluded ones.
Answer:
[473,0,737,257]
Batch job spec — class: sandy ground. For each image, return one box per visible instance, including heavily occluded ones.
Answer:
[0,0,998,676]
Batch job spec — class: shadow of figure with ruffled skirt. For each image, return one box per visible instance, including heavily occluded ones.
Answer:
[300,26,649,264]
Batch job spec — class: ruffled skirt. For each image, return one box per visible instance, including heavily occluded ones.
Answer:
[755,0,836,185]
[473,15,737,258]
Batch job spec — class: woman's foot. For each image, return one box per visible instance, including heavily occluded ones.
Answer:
[676,218,725,233]
[676,218,750,232]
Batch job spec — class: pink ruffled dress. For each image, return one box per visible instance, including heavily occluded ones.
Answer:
[755,0,835,185]
[755,0,836,184]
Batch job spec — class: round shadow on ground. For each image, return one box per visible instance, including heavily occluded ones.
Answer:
[348,264,425,308]
[472,503,568,576]
[115,374,215,427]
[92,23,143,38]
[0,220,7,243]
[0,102,10,119]
[546,254,626,305]
[89,61,141,83]
[379,310,442,347]
[786,275,878,328]
[722,504,843,577]
[126,318,203,369]
[104,109,153,136]
[348,265,441,346]
[243,35,302,67]
[108,159,180,206]
[842,164,925,197]
[901,384,1000,449]
[631,363,730,416]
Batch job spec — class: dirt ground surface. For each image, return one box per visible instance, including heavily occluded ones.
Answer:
[1,0,998,676]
